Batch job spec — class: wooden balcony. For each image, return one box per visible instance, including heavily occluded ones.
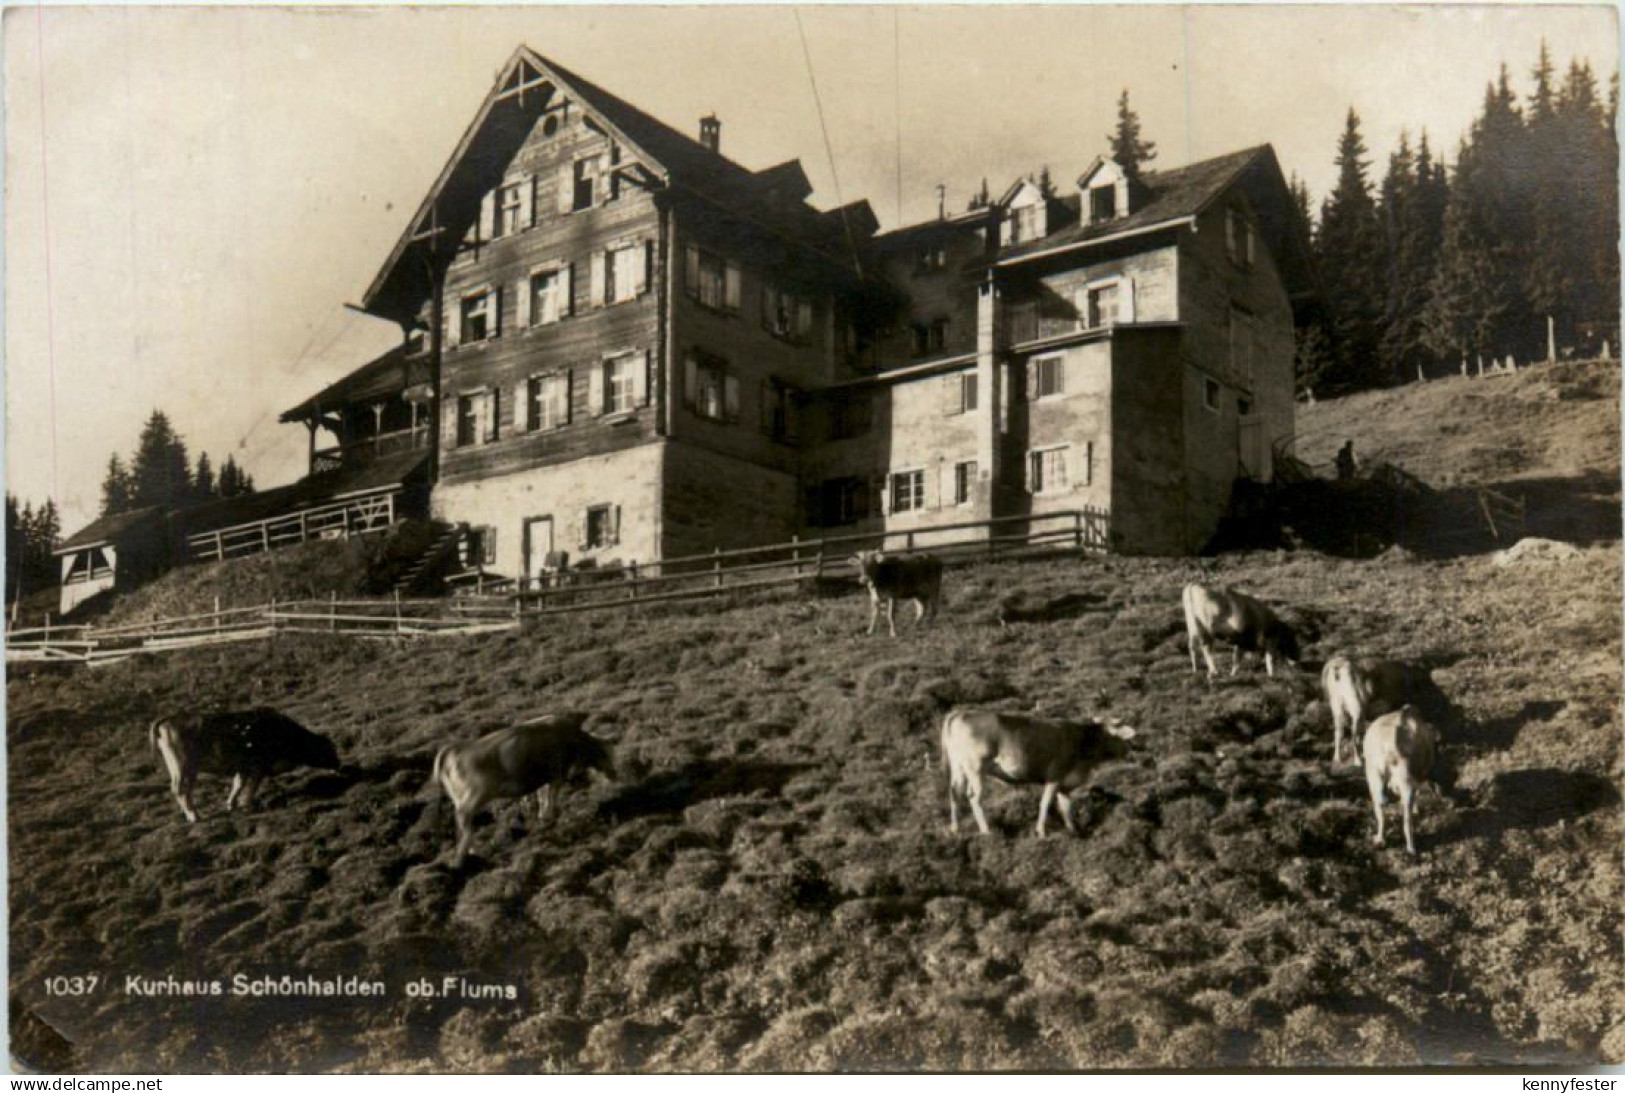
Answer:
[312,424,431,475]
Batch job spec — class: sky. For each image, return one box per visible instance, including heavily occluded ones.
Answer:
[5,3,1618,534]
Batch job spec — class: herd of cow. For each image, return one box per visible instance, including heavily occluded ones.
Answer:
[146,549,1454,868]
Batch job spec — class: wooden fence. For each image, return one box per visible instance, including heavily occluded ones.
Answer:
[5,594,517,666]
[8,507,1110,665]
[513,507,1109,618]
[185,488,403,563]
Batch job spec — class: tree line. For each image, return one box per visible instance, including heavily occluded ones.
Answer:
[6,495,61,602]
[1297,43,1619,394]
[99,409,254,518]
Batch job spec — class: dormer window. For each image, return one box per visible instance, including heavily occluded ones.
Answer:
[1010,203,1043,244]
[1090,185,1117,222]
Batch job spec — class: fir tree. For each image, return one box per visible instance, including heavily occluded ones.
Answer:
[193,452,216,502]
[130,410,192,511]
[1315,108,1386,390]
[100,454,135,516]
[1108,89,1157,179]
[218,455,255,499]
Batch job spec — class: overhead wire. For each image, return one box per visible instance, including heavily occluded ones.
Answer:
[793,8,863,278]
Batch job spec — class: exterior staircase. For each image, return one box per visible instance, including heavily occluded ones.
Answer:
[393,523,465,595]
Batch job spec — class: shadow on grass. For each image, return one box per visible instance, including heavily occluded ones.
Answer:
[1468,700,1566,751]
[1470,767,1621,834]
[596,759,812,821]
[997,590,1106,626]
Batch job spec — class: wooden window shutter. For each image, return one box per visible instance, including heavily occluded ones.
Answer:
[683,353,698,410]
[1025,359,1038,401]
[639,240,653,296]
[724,262,742,311]
[517,276,532,328]
[490,286,504,338]
[561,263,575,317]
[633,350,650,407]
[610,504,622,545]
[723,374,740,422]
[1025,450,1036,492]
[589,252,607,308]
[557,164,574,214]
[564,368,576,425]
[685,247,700,297]
[592,362,607,416]
[1124,278,1137,323]
[446,300,461,349]
[479,192,496,243]
[485,390,500,442]
[526,177,539,228]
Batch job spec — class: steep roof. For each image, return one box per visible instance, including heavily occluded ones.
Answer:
[362,47,859,325]
[988,145,1316,297]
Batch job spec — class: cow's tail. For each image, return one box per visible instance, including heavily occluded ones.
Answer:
[148,717,168,754]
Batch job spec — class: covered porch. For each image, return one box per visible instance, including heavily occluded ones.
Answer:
[280,342,434,476]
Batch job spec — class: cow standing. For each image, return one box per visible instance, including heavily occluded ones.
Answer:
[1181,583,1301,680]
[1362,706,1440,856]
[853,551,943,637]
[150,708,342,823]
[1323,655,1446,765]
[940,707,1136,837]
[432,713,616,867]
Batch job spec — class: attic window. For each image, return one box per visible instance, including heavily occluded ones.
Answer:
[572,159,598,211]
[1226,209,1256,270]
[497,183,525,237]
[914,245,947,273]
[1091,185,1118,222]
[542,114,561,137]
[1009,203,1043,245]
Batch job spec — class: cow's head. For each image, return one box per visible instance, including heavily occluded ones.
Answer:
[573,733,617,782]
[1267,620,1303,666]
[850,551,884,587]
[302,732,343,772]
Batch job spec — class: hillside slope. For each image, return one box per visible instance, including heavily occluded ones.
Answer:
[8,539,1621,1070]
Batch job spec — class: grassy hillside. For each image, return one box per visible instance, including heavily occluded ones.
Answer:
[8,539,1621,1070]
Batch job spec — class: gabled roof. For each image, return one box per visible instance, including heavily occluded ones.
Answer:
[987,145,1316,297]
[362,47,861,325]
[55,506,166,554]
[280,343,432,423]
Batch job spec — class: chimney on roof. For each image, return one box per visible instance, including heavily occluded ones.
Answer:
[699,114,721,154]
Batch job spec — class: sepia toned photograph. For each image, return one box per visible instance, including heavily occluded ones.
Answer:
[4,3,1620,1073]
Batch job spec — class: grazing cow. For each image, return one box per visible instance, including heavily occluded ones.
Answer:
[940,707,1136,837]
[1181,583,1301,680]
[1362,706,1440,855]
[1322,655,1447,765]
[150,708,341,823]
[432,713,615,867]
[852,551,943,637]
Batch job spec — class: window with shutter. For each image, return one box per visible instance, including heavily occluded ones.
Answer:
[607,244,642,304]
[724,263,742,312]
[527,373,569,432]
[602,351,640,415]
[497,183,524,237]
[529,268,563,326]
[889,469,926,513]
[1029,354,1065,399]
[1026,446,1070,494]
[952,460,977,506]
[584,504,616,549]
[572,159,597,211]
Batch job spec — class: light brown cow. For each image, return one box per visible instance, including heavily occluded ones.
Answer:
[940,707,1136,837]
[1362,705,1439,856]
[432,713,615,867]
[1182,582,1301,680]
[1323,655,1444,765]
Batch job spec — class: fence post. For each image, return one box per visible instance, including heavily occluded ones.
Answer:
[214,596,221,636]
[300,511,308,544]
[713,548,722,589]
[269,596,277,639]
[629,562,639,600]
[1074,511,1083,548]
[791,535,800,578]
[330,591,337,633]
[394,590,402,635]
[905,530,915,553]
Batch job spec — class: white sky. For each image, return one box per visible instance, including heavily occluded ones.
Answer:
[5,3,1618,533]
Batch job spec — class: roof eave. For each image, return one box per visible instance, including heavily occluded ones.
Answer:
[992,216,1194,270]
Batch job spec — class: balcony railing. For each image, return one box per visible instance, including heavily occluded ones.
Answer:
[313,424,430,474]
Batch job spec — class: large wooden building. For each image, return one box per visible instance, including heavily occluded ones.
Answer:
[284,46,1313,582]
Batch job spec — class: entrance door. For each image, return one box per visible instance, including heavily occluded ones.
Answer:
[523,516,554,589]
[1238,415,1266,480]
